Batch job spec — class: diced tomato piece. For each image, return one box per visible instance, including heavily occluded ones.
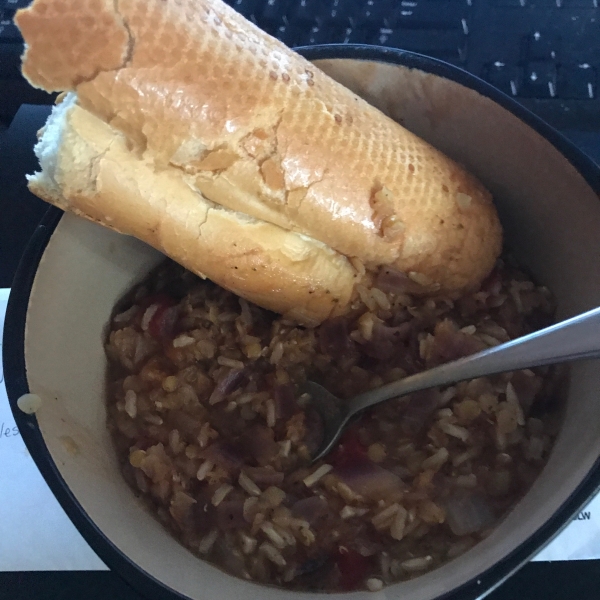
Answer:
[146,296,178,340]
[330,426,367,469]
[336,548,370,591]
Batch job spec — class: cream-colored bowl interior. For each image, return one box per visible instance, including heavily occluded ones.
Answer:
[23,59,600,600]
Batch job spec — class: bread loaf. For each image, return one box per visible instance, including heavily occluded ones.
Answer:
[16,0,502,324]
[30,93,356,325]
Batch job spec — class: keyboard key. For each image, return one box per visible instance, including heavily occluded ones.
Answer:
[306,22,349,45]
[483,62,523,96]
[3,0,30,8]
[272,22,302,47]
[347,0,390,26]
[522,32,561,61]
[260,0,291,23]
[256,15,285,37]
[326,0,360,21]
[287,0,326,23]
[345,25,380,44]
[558,64,596,99]
[379,29,466,62]
[0,18,20,41]
[230,0,263,19]
[521,61,558,98]
[320,1,353,26]
[388,2,469,29]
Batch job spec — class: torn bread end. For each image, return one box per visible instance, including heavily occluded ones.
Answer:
[28,99,356,325]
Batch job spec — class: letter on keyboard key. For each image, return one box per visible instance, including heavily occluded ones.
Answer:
[522,32,561,62]
[260,0,291,23]
[483,62,523,96]
[558,65,596,99]
[521,61,558,98]
[307,22,349,45]
[230,0,263,19]
[379,29,466,63]
[272,22,302,47]
[345,26,380,45]
[351,0,390,26]
[287,0,328,24]
[389,2,469,29]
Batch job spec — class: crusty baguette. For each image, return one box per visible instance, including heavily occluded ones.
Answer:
[16,0,502,322]
[31,94,355,325]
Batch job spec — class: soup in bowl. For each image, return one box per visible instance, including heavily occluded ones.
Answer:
[4,46,600,600]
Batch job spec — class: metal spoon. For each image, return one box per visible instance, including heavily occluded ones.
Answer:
[307,305,600,463]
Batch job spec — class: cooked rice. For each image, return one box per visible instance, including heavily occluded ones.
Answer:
[106,257,564,592]
[239,472,261,497]
[303,464,333,487]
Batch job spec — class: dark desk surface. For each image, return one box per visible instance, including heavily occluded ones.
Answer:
[1,105,600,600]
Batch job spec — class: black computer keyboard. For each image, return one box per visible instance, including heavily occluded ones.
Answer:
[1,0,599,131]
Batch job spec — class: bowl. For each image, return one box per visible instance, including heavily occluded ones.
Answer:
[5,45,600,600]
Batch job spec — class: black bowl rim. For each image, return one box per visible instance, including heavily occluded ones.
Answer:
[4,44,600,600]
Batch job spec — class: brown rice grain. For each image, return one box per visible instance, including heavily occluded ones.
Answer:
[270,342,284,365]
[400,556,433,572]
[261,522,287,549]
[372,504,400,530]
[506,382,525,426]
[335,481,364,503]
[279,440,292,457]
[172,335,195,348]
[217,356,245,369]
[198,529,219,554]
[303,464,333,487]
[439,421,470,442]
[421,447,449,471]
[478,333,502,347]
[239,471,262,496]
[367,578,384,592]
[141,305,158,331]
[196,459,214,481]
[211,484,234,506]
[239,532,258,554]
[390,506,408,540]
[243,497,259,522]
[259,542,287,567]
[124,390,137,418]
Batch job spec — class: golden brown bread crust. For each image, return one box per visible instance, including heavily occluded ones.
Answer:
[29,98,355,325]
[17,0,502,308]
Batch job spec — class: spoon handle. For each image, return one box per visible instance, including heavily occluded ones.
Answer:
[347,305,600,415]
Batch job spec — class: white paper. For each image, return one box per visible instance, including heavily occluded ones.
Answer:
[0,289,106,571]
[0,287,597,570]
[532,495,600,562]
